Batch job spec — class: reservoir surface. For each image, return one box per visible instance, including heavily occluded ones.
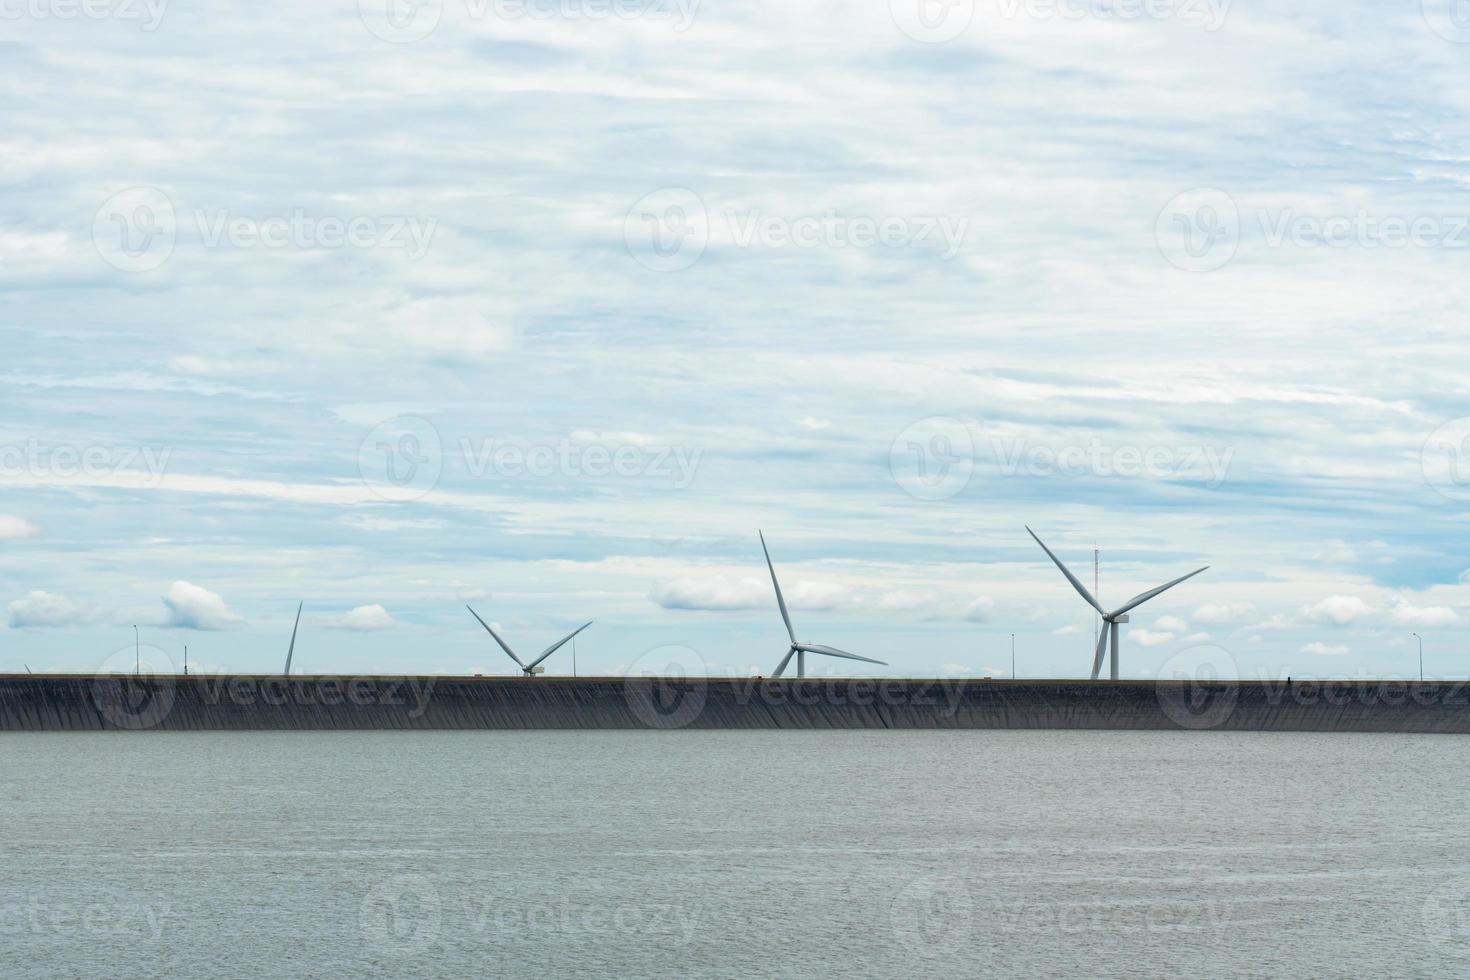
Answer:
[1,730,1467,978]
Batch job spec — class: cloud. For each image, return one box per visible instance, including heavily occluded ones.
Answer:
[1301,642,1348,656]
[1192,602,1254,625]
[876,590,935,613]
[8,591,89,628]
[1389,603,1458,628]
[785,581,852,610]
[1052,624,1082,636]
[1153,615,1189,633]
[961,597,994,623]
[0,515,39,540]
[1183,632,1211,643]
[330,604,396,631]
[1302,595,1371,627]
[1130,628,1175,647]
[650,577,769,611]
[939,663,971,676]
[161,581,243,630]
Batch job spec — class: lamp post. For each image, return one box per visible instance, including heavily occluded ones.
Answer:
[133,625,139,676]
[1412,632,1423,682]
[1011,633,1015,680]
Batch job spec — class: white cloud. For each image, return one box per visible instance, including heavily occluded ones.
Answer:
[1052,624,1082,636]
[1183,632,1211,643]
[0,515,39,540]
[939,663,971,676]
[1389,603,1458,628]
[331,604,396,631]
[1192,602,1254,625]
[1316,539,1357,563]
[8,591,89,628]
[1301,641,1348,656]
[650,577,769,611]
[876,590,934,613]
[161,581,243,630]
[1302,595,1371,627]
[343,514,446,533]
[785,581,851,610]
[961,597,994,623]
[1153,615,1189,633]
[1131,629,1175,647]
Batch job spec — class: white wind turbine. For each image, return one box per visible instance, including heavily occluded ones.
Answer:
[467,606,592,677]
[283,601,303,676]
[760,531,886,678]
[1026,526,1208,681]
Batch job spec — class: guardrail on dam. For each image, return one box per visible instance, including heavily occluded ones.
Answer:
[1,675,1467,732]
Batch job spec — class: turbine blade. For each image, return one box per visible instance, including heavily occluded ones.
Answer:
[285,600,303,676]
[773,647,796,677]
[1109,567,1209,618]
[1026,526,1105,616]
[760,531,798,644]
[466,605,526,668]
[1090,623,1109,680]
[798,643,887,667]
[527,621,593,670]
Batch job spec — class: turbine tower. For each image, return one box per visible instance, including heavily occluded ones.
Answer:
[284,601,303,676]
[759,531,886,678]
[1026,526,1207,681]
[466,606,591,677]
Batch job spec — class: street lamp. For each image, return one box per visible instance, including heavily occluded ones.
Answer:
[1011,633,1016,680]
[133,625,139,676]
[1412,632,1423,682]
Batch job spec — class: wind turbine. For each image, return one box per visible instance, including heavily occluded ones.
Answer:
[284,601,303,676]
[1026,526,1207,681]
[466,606,591,677]
[759,531,886,678]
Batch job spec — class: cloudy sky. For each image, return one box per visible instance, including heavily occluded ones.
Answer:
[4,0,1470,679]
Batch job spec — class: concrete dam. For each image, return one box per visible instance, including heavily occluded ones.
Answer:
[1,674,1468,732]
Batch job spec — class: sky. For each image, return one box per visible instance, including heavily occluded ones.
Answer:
[3,0,1470,680]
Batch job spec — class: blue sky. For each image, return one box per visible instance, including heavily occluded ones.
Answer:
[3,0,1470,680]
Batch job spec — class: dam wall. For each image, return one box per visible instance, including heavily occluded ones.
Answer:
[1,675,1468,732]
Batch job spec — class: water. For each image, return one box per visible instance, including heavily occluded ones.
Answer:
[1,731,1467,978]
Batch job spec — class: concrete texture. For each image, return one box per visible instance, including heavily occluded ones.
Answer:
[1,675,1468,732]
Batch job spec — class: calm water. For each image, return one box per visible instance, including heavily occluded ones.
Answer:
[1,731,1468,978]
